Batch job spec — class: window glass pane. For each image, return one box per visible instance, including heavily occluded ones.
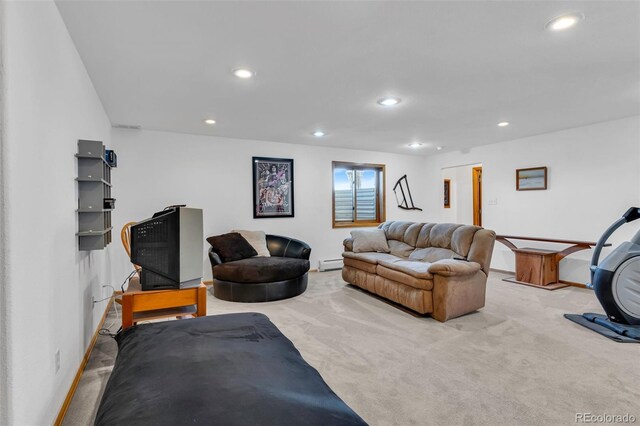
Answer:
[332,162,384,227]
[334,168,354,222]
[355,169,377,221]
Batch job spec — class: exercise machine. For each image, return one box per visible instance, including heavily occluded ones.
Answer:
[564,207,640,342]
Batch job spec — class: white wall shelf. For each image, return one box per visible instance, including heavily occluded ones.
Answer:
[76,139,115,250]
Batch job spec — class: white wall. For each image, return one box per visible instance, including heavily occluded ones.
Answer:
[425,116,640,284]
[111,129,429,280]
[441,163,479,225]
[111,117,640,286]
[0,0,8,421]
[2,2,113,424]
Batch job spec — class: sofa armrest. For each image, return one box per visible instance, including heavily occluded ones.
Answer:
[290,241,312,260]
[266,235,312,260]
[467,229,496,276]
[343,238,353,252]
[208,247,223,267]
[431,270,487,322]
[428,259,482,277]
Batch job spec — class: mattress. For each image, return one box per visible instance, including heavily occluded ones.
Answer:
[95,312,366,425]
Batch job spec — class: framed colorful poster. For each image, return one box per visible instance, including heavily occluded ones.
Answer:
[252,157,294,218]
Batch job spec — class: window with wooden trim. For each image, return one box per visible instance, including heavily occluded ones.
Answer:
[332,161,386,228]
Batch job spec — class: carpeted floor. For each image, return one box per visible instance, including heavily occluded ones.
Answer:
[63,271,640,425]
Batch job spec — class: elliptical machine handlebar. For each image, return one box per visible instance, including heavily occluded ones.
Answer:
[622,206,640,223]
[589,207,640,286]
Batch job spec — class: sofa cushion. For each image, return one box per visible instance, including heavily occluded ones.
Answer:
[429,223,463,249]
[388,240,414,258]
[451,226,480,258]
[403,222,423,246]
[376,265,433,290]
[380,221,408,241]
[207,232,257,262]
[377,259,434,280]
[343,251,400,265]
[415,223,436,248]
[380,221,421,246]
[351,229,390,253]
[231,229,270,257]
[408,247,456,263]
[213,257,310,283]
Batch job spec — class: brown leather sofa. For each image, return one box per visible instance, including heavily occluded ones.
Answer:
[342,221,496,322]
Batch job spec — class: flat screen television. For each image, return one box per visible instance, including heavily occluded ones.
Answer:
[130,206,203,290]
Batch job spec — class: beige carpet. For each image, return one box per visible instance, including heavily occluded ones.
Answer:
[63,271,640,425]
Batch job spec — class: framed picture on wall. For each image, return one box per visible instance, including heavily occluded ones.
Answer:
[252,157,294,218]
[516,166,547,191]
[444,179,451,208]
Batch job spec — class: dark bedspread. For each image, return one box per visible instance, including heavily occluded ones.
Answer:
[95,313,366,425]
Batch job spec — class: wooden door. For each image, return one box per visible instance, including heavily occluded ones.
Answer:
[472,167,482,226]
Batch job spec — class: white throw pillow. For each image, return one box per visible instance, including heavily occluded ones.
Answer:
[351,229,390,253]
[231,230,271,257]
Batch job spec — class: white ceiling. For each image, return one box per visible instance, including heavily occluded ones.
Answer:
[55,1,640,155]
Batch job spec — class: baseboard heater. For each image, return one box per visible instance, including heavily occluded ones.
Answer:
[318,258,343,272]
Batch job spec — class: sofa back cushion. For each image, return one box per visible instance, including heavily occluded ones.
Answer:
[379,221,422,257]
[429,223,461,249]
[415,223,436,248]
[380,221,485,260]
[451,225,482,257]
[372,221,496,275]
[380,221,418,244]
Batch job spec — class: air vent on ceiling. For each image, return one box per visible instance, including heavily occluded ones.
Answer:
[112,124,141,130]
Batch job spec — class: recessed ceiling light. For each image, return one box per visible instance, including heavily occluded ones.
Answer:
[377,97,401,107]
[436,146,443,151]
[546,13,583,31]
[312,131,326,137]
[232,68,255,79]
[408,142,423,148]
[204,119,216,125]
[497,121,510,127]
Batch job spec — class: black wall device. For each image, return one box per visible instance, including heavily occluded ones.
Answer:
[105,150,117,167]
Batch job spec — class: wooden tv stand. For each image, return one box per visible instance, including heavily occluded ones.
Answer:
[496,235,609,290]
[116,280,207,329]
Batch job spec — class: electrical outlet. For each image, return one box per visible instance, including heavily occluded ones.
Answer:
[55,349,60,373]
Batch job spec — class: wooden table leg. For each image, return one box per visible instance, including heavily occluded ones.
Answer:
[197,285,207,317]
[555,244,592,263]
[122,294,133,329]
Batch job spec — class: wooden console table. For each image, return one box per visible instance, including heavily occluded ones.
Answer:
[116,280,207,329]
[495,235,609,290]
